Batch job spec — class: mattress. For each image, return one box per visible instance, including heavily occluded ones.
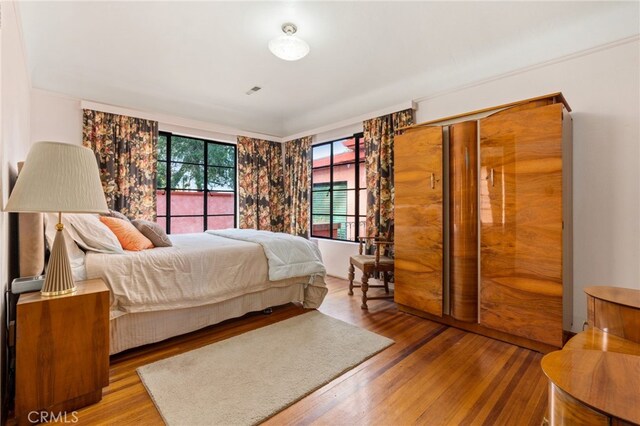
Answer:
[85,232,327,353]
[85,232,327,318]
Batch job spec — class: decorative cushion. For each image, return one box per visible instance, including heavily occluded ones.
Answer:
[99,216,154,251]
[63,213,124,254]
[101,209,130,222]
[131,219,172,247]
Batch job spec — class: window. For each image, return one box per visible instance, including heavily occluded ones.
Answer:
[311,134,365,241]
[156,132,236,234]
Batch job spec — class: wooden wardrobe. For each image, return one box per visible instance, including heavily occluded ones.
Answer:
[394,93,573,352]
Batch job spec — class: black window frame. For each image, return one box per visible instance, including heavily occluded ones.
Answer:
[310,133,365,242]
[156,131,237,234]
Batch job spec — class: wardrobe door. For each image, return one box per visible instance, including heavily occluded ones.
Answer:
[449,121,478,322]
[394,126,444,317]
[479,103,564,347]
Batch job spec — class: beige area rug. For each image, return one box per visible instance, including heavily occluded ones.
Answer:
[137,311,394,426]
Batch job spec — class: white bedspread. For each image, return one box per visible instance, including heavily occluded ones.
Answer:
[206,229,326,281]
[85,233,327,317]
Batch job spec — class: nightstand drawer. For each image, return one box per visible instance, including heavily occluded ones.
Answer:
[15,279,109,424]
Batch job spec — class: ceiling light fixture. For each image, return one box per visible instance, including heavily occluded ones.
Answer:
[268,23,309,61]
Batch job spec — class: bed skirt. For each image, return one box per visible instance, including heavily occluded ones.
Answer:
[110,283,308,354]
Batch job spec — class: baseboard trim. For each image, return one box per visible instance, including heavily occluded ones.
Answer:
[398,304,561,354]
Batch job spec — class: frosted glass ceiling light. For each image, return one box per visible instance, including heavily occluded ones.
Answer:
[269,23,309,61]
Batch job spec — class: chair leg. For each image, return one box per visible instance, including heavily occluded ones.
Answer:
[383,271,390,294]
[348,263,355,296]
[361,273,369,310]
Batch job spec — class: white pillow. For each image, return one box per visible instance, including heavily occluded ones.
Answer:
[65,214,124,254]
[44,214,87,281]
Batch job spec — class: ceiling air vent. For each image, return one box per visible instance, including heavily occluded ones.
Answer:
[245,86,262,95]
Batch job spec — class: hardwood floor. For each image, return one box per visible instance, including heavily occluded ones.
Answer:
[47,277,547,425]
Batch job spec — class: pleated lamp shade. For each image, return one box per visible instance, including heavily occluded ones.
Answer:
[5,141,108,296]
[5,141,108,214]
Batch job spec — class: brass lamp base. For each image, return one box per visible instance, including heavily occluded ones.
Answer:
[41,287,76,297]
[42,220,76,297]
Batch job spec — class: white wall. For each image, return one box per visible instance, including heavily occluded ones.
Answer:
[30,89,82,145]
[30,90,267,147]
[0,0,33,419]
[314,38,640,332]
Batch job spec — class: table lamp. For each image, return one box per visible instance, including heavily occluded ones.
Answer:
[4,142,108,296]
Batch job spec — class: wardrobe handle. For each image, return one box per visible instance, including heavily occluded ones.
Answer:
[488,168,494,187]
[430,173,440,189]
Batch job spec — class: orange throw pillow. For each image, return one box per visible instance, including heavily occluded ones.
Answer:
[99,216,154,251]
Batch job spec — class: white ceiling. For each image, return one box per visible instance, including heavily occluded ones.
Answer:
[19,1,640,138]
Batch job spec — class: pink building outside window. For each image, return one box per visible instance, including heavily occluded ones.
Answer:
[156,132,236,234]
[311,134,366,241]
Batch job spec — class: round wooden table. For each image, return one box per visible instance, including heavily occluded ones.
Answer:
[541,349,640,425]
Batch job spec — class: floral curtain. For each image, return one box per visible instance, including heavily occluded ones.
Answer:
[237,136,285,231]
[284,136,312,237]
[82,109,158,220]
[363,109,414,241]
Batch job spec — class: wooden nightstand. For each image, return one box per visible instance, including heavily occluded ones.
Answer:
[15,279,109,425]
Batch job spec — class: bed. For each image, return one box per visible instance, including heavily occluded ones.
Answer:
[20,213,328,355]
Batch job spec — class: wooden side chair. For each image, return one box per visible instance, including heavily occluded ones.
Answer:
[348,225,395,310]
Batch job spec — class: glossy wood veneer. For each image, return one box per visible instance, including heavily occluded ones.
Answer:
[394,126,444,317]
[541,350,640,425]
[398,303,559,354]
[449,120,478,322]
[547,383,609,426]
[585,286,640,343]
[479,103,565,348]
[15,279,109,425]
[563,327,640,356]
[585,286,640,309]
[400,92,571,131]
